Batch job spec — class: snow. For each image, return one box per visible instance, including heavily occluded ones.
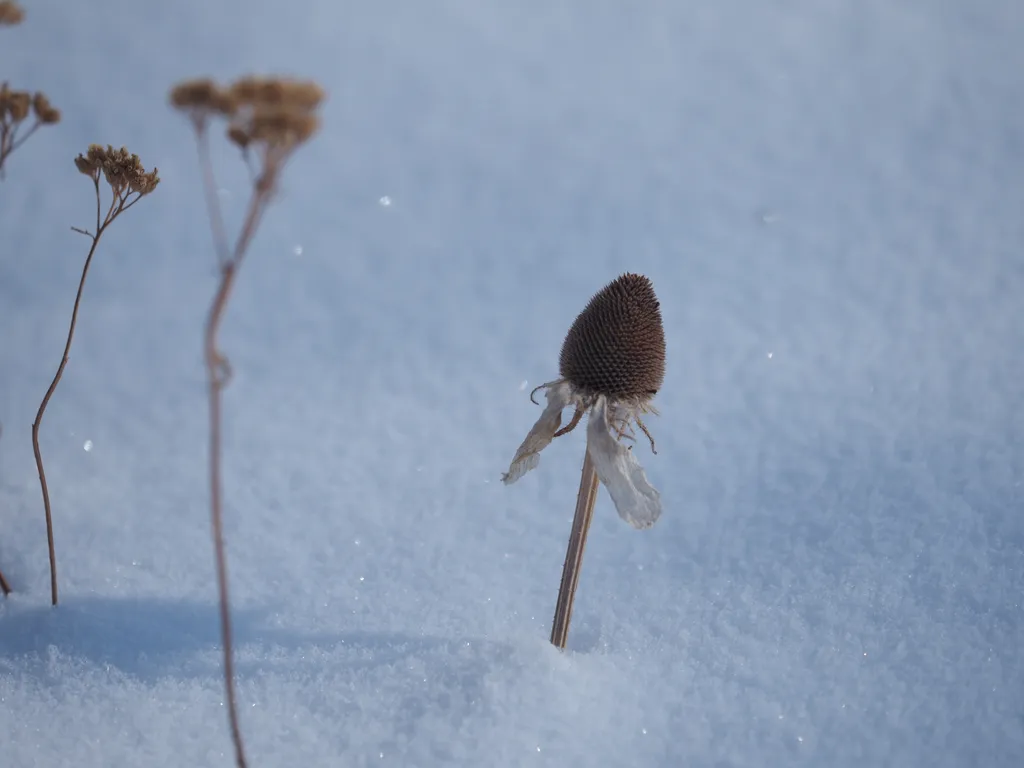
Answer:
[2,0,1023,765]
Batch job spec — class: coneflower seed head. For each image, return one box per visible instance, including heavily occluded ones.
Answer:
[558,273,666,401]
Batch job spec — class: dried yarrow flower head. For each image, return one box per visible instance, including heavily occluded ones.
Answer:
[169,78,238,120]
[0,83,28,121]
[170,76,322,196]
[0,82,61,177]
[0,84,60,124]
[74,144,160,197]
[30,92,61,124]
[0,1,24,26]
[502,273,666,529]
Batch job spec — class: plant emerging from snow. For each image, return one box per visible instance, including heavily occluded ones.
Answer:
[171,74,325,768]
[503,272,666,527]
[1,1,61,598]
[502,272,666,648]
[31,145,159,607]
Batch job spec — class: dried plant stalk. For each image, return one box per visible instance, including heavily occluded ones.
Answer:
[171,75,324,768]
[0,421,7,596]
[503,273,667,650]
[32,145,159,605]
[2,7,59,597]
[550,450,600,648]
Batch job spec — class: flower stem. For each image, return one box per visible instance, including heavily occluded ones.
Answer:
[550,449,600,649]
[31,226,104,606]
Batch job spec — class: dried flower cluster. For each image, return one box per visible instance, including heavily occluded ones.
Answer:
[171,76,322,187]
[0,82,60,175]
[503,273,666,529]
[74,144,160,198]
[0,1,23,26]
[0,84,59,125]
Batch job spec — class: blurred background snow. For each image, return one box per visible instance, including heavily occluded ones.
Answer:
[1,0,1022,765]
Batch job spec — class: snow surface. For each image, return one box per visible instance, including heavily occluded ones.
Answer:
[2,0,1023,765]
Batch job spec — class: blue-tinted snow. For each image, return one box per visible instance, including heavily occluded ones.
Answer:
[1,0,1022,765]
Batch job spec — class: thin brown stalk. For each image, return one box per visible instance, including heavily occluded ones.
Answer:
[172,76,323,768]
[31,209,103,607]
[0,118,40,166]
[203,187,268,768]
[550,449,600,649]
[197,130,280,768]
[0,421,7,595]
[193,130,246,766]
[194,121,230,264]
[205,266,247,768]
[31,147,158,607]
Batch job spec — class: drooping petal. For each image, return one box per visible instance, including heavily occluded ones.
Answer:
[586,396,662,528]
[501,381,573,484]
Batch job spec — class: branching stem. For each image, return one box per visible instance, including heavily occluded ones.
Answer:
[0,118,41,177]
[172,75,323,766]
[31,176,140,606]
[202,168,270,768]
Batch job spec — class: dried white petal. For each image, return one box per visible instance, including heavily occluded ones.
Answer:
[586,396,662,528]
[502,381,573,484]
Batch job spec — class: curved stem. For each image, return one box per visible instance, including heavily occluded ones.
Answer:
[205,259,248,768]
[8,119,41,155]
[197,129,275,767]
[31,229,104,606]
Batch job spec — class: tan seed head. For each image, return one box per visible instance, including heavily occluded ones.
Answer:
[229,77,325,112]
[6,89,30,121]
[73,144,160,195]
[171,76,323,156]
[32,92,60,124]
[558,273,666,402]
[0,2,24,26]
[169,79,238,117]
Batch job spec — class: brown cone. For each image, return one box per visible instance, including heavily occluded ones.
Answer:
[558,273,666,400]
